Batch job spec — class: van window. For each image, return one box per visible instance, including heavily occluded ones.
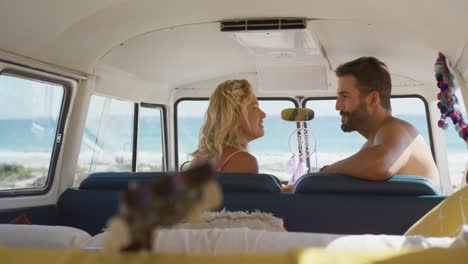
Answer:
[304,96,433,177]
[137,104,165,172]
[304,99,366,171]
[0,74,65,192]
[447,129,467,191]
[74,95,166,186]
[445,119,468,191]
[176,99,297,180]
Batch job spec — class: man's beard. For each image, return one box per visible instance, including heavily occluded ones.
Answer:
[340,102,369,132]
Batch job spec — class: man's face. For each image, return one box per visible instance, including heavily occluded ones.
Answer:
[335,75,370,132]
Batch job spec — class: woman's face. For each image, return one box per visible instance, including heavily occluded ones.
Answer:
[239,97,266,143]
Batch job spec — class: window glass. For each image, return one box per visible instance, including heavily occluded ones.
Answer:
[446,127,468,191]
[74,95,133,186]
[442,89,467,190]
[248,101,297,180]
[177,100,208,167]
[137,105,164,172]
[0,74,64,191]
[304,99,366,170]
[304,97,433,178]
[177,99,296,180]
[391,98,431,144]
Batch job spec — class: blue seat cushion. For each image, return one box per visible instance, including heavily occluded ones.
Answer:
[218,173,282,192]
[57,189,119,235]
[79,172,166,190]
[293,173,439,195]
[80,171,283,193]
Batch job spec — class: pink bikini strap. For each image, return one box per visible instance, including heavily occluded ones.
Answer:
[217,150,243,172]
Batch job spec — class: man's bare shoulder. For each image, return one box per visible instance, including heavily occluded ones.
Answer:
[380,117,418,136]
[374,116,420,146]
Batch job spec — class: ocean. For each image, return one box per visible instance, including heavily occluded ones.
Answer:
[0,115,466,187]
[1,115,464,153]
[178,114,466,153]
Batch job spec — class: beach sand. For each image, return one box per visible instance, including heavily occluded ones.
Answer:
[1,151,466,191]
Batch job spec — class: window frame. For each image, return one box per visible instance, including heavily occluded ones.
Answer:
[0,69,72,197]
[173,97,299,169]
[132,103,139,171]
[302,94,435,161]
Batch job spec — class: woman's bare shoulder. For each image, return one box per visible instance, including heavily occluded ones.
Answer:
[220,151,258,173]
[188,157,215,170]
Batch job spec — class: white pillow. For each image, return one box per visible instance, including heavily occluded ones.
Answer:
[0,224,91,249]
[325,234,454,251]
[86,232,106,249]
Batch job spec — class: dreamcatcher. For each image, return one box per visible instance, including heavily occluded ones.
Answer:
[281,108,318,185]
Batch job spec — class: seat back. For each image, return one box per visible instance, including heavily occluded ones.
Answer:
[57,189,119,235]
[57,171,445,236]
[293,173,440,195]
[218,173,282,193]
[79,171,166,190]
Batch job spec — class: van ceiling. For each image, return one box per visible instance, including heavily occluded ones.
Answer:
[0,0,467,90]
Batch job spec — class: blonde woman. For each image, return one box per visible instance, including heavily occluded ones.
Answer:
[191,79,266,173]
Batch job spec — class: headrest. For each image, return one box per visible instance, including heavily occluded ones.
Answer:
[293,173,440,195]
[218,173,282,193]
[79,172,165,190]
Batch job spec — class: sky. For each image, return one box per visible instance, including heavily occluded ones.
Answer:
[0,75,63,119]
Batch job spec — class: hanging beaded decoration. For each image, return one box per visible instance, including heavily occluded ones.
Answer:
[434,52,468,147]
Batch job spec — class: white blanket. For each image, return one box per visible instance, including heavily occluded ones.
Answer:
[2,224,464,254]
[175,210,286,232]
[87,228,455,254]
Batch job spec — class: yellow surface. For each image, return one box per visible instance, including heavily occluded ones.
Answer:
[294,248,396,264]
[373,247,468,264]
[1,246,468,264]
[0,247,291,264]
[405,185,468,237]
[295,247,468,264]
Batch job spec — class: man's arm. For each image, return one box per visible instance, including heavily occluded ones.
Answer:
[320,121,415,180]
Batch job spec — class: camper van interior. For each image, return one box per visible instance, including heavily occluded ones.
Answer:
[0,0,467,263]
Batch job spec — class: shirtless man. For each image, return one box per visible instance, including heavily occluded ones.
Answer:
[320,57,440,184]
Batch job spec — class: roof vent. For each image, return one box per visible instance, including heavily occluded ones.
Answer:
[220,18,307,32]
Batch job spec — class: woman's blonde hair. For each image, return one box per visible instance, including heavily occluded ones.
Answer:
[192,79,255,159]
